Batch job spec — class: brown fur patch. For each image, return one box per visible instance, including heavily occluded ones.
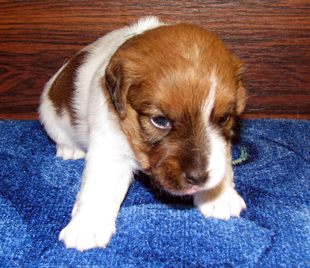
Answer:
[103,23,246,193]
[48,50,88,125]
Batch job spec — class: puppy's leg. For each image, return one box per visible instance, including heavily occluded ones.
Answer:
[39,97,86,160]
[194,157,246,220]
[59,132,135,251]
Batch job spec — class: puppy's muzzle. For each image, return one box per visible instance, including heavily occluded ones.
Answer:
[181,143,209,188]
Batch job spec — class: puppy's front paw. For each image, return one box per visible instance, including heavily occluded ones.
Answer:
[56,145,86,160]
[59,213,116,251]
[194,187,246,220]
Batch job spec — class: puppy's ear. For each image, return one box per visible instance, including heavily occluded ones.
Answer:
[105,59,128,119]
[232,55,247,115]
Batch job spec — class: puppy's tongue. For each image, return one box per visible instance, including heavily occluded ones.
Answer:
[182,187,200,195]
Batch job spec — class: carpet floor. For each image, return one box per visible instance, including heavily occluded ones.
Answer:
[0,119,309,267]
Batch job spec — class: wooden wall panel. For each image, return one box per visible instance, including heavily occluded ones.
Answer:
[0,0,309,119]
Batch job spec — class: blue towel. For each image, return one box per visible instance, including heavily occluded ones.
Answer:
[0,119,309,267]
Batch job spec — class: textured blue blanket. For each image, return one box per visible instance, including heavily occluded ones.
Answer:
[0,119,309,267]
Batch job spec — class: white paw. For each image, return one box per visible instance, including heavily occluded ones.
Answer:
[59,213,116,251]
[56,145,86,160]
[194,187,246,220]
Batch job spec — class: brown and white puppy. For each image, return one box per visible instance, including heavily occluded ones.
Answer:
[39,17,247,251]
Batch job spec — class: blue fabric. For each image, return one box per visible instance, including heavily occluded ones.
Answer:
[0,119,309,267]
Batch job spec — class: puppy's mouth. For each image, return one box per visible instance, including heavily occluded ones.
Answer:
[146,168,212,196]
[167,183,211,196]
[175,186,202,196]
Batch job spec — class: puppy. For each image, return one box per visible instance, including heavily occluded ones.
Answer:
[39,17,247,251]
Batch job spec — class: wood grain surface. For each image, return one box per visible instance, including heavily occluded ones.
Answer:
[0,0,309,119]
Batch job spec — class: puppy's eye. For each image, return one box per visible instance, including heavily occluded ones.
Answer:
[150,116,171,129]
[219,114,230,125]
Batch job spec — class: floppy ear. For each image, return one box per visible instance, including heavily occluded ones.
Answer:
[236,76,247,115]
[104,59,128,119]
[231,55,247,115]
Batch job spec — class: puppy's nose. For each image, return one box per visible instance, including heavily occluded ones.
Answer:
[185,171,208,186]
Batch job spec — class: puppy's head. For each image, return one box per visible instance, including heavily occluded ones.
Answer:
[104,23,246,195]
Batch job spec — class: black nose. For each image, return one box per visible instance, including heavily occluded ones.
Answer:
[185,171,208,186]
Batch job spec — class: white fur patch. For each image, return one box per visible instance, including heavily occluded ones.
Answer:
[203,71,217,120]
[205,128,227,190]
[200,71,227,190]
